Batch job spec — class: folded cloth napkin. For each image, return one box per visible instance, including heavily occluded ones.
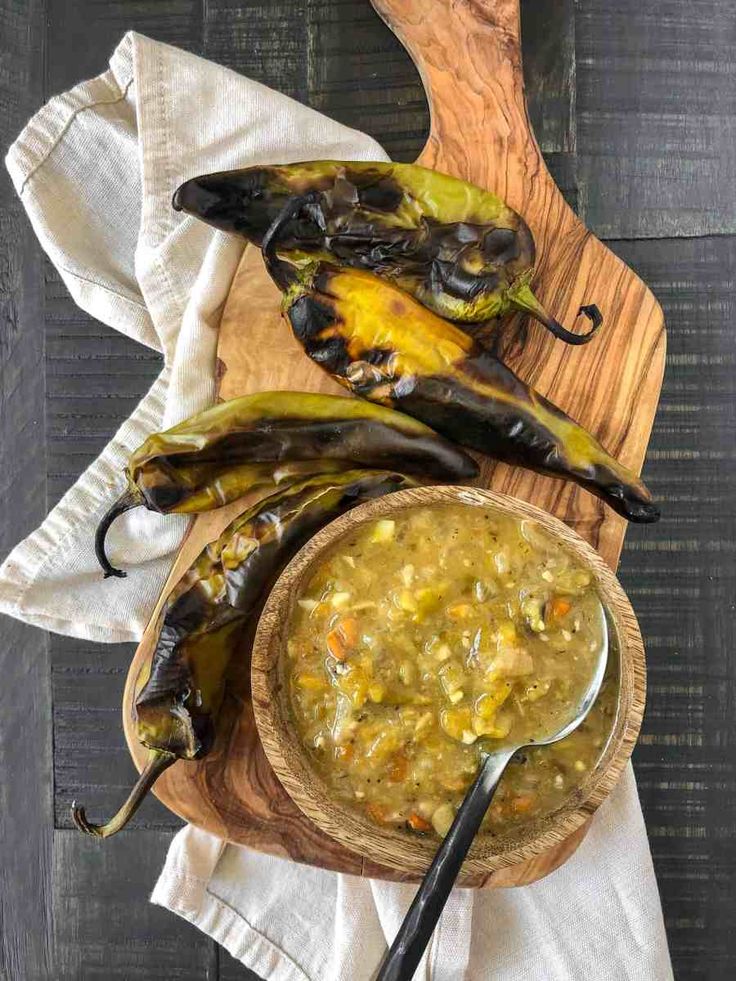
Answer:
[3,32,673,980]
[152,769,671,981]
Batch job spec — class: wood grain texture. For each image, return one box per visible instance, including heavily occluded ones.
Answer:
[576,0,736,239]
[520,0,577,210]
[0,1,53,979]
[34,3,222,979]
[370,0,665,563]
[122,0,664,890]
[607,235,736,979]
[252,486,646,880]
[52,830,218,981]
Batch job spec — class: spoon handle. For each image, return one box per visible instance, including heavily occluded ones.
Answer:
[375,749,515,981]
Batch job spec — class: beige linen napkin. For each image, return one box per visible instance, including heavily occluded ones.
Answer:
[3,32,673,979]
[152,769,671,981]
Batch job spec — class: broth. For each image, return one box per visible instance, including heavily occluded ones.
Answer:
[286,503,613,838]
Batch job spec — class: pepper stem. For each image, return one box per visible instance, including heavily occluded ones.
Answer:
[509,282,603,345]
[72,750,176,839]
[94,488,141,579]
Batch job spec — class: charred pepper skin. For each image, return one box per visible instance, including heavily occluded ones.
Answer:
[95,391,477,578]
[261,243,658,524]
[73,469,416,839]
[173,160,601,344]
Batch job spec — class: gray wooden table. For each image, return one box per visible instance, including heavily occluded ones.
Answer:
[1,1,734,978]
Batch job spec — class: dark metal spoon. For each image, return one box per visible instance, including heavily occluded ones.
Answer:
[375,607,609,981]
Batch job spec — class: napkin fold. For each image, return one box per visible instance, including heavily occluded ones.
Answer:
[152,769,672,981]
[2,30,386,643]
[3,31,673,980]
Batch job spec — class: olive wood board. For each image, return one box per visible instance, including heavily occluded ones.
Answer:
[123,0,666,888]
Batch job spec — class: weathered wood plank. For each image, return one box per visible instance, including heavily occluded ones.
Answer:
[52,830,216,980]
[218,950,263,981]
[203,0,308,101]
[44,264,162,509]
[521,0,576,155]
[520,0,577,210]
[39,3,222,979]
[576,0,736,238]
[46,0,204,92]
[611,235,736,977]
[0,1,53,979]
[306,0,428,161]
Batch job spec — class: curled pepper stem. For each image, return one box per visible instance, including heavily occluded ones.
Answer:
[72,750,176,839]
[94,488,141,579]
[510,282,603,345]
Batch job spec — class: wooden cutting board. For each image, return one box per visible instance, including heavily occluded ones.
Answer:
[123,0,665,887]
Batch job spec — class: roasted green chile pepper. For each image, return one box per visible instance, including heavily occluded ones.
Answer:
[260,233,658,523]
[96,390,477,578]
[173,160,601,344]
[73,469,415,838]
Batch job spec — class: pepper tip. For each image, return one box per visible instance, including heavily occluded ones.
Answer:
[71,801,102,838]
[627,500,661,524]
[72,751,177,841]
[103,568,128,580]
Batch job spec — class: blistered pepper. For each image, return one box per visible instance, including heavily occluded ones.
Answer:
[95,390,477,578]
[259,219,658,524]
[173,160,601,344]
[73,469,415,838]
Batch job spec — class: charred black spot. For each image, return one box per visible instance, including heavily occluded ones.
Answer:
[286,295,353,375]
[357,177,404,213]
[165,587,213,639]
[307,335,353,376]
[429,259,500,300]
[361,347,396,367]
[313,268,338,294]
[288,294,337,343]
[482,227,519,264]
[141,483,186,512]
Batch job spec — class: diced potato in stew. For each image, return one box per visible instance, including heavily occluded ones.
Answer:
[287,504,613,839]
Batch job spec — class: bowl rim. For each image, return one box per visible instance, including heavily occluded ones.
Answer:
[251,484,646,877]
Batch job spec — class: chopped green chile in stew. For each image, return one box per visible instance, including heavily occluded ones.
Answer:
[286,504,614,838]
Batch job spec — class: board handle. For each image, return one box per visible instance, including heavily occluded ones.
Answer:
[370,0,544,199]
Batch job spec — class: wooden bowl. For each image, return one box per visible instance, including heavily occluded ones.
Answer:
[251,485,646,878]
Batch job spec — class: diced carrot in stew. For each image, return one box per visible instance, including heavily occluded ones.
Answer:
[338,616,359,646]
[326,616,359,661]
[547,597,572,621]
[408,812,432,832]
